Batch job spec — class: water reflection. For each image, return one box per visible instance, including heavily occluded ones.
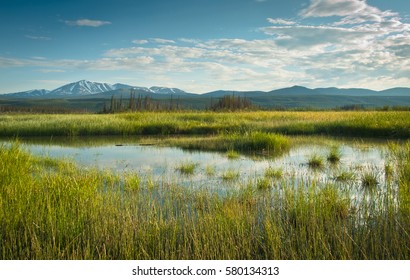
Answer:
[2,136,393,192]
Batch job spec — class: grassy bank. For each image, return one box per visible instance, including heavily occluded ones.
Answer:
[1,111,409,138]
[1,143,409,259]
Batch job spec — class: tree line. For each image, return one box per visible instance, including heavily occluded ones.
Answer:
[102,90,255,113]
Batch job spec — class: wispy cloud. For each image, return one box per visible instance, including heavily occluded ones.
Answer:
[150,38,176,44]
[267,18,296,25]
[132,40,149,45]
[25,35,51,40]
[300,0,398,24]
[38,69,66,73]
[65,19,111,27]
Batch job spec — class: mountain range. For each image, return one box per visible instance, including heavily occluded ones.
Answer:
[2,80,190,98]
[2,80,410,98]
[1,80,410,111]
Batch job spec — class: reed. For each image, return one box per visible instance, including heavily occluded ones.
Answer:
[1,142,409,260]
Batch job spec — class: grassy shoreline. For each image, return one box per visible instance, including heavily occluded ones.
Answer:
[1,111,409,138]
[1,142,409,260]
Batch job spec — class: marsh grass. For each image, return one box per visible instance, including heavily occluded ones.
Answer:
[385,162,393,180]
[256,177,271,190]
[226,149,240,160]
[264,167,283,179]
[308,154,325,169]
[221,169,240,181]
[224,132,290,155]
[1,111,409,138]
[176,161,198,175]
[205,165,216,177]
[327,146,342,164]
[361,172,379,189]
[333,171,356,183]
[1,143,409,260]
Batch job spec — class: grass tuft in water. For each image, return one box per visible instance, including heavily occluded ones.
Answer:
[333,171,356,183]
[226,149,240,160]
[221,169,240,181]
[205,165,216,177]
[327,146,341,164]
[176,161,198,175]
[361,171,379,188]
[264,167,283,179]
[308,154,325,169]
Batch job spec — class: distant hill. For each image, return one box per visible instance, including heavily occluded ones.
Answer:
[5,89,51,98]
[1,80,409,112]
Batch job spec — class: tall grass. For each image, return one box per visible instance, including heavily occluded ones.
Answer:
[1,111,409,138]
[1,143,409,260]
[164,132,290,156]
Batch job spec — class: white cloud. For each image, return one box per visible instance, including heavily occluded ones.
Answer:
[150,38,176,44]
[262,25,375,48]
[65,19,111,27]
[132,40,149,44]
[300,0,399,26]
[300,0,370,18]
[267,18,296,25]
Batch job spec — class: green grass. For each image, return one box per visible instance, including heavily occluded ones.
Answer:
[333,171,356,183]
[205,165,216,177]
[264,167,283,179]
[221,169,240,181]
[164,132,290,156]
[361,172,379,188]
[226,150,240,160]
[308,154,325,169]
[327,146,342,164]
[1,111,409,138]
[175,161,198,175]
[1,143,409,260]
[256,177,272,190]
[385,162,393,179]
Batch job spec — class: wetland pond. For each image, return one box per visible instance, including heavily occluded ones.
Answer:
[3,136,395,194]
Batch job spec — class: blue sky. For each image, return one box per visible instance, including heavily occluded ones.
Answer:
[0,0,409,93]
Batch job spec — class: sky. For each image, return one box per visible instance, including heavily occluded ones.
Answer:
[0,0,409,93]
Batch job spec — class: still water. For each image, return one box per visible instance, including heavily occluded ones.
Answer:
[6,136,392,191]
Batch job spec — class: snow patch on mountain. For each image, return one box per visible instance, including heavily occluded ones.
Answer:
[149,86,186,94]
[52,80,115,95]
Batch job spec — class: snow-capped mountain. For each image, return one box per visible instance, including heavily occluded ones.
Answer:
[149,86,186,95]
[2,80,190,98]
[51,80,115,96]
